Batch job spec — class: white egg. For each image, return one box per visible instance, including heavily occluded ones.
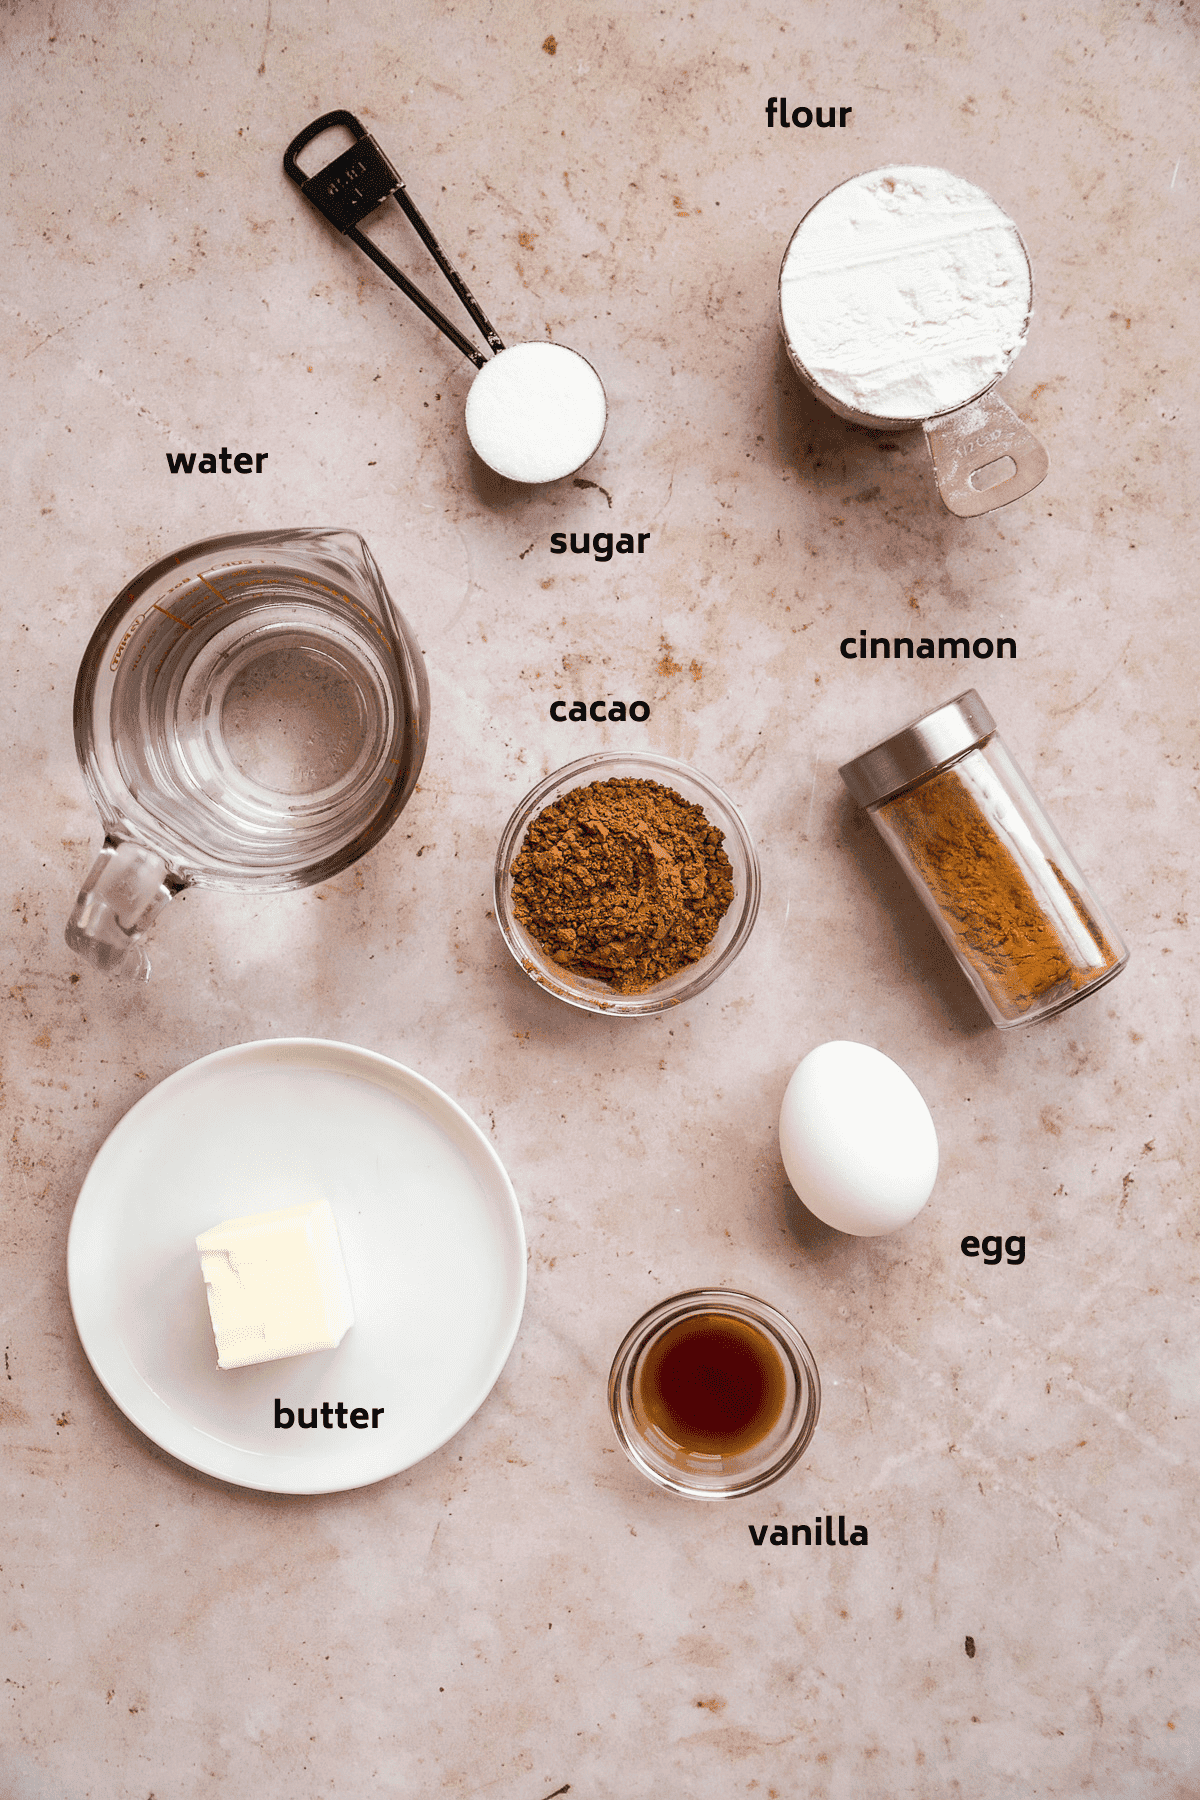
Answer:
[778,1041,938,1236]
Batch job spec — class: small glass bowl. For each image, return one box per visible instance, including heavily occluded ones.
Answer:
[493,752,761,1016]
[607,1289,821,1500]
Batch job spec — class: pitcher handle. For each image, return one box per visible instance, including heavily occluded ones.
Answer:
[65,838,183,980]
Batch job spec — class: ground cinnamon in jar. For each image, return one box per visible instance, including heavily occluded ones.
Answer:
[510,777,735,994]
[840,692,1128,1029]
[876,757,1120,1017]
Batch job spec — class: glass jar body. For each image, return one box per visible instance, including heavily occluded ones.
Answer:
[866,736,1128,1028]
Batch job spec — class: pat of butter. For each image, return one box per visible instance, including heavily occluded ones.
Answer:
[196,1199,354,1371]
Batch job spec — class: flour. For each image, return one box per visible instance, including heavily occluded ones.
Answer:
[464,341,607,483]
[779,166,1032,423]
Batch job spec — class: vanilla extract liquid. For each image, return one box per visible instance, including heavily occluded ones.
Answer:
[635,1313,787,1456]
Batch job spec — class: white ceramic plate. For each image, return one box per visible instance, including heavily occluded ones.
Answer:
[67,1039,526,1494]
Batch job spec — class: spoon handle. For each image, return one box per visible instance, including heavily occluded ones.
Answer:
[284,109,505,368]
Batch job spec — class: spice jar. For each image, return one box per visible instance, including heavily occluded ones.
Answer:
[839,691,1129,1028]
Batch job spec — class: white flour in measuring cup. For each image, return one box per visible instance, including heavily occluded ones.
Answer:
[779,166,1032,424]
[465,341,607,483]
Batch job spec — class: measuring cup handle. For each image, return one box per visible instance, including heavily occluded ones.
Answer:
[65,838,182,980]
[282,110,368,185]
[924,390,1050,518]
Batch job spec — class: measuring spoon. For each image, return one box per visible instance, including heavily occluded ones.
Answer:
[284,111,607,485]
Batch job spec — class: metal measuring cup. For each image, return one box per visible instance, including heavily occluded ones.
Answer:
[778,166,1049,517]
[284,111,607,485]
[65,529,429,980]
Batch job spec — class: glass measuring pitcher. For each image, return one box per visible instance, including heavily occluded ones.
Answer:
[66,528,430,979]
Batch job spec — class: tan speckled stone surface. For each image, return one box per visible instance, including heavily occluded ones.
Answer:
[2,3,1197,1795]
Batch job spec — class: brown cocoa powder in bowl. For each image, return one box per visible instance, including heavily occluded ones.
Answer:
[510,777,735,994]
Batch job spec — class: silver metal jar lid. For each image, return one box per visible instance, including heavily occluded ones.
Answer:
[838,690,996,809]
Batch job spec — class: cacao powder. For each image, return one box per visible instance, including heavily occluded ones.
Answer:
[510,777,735,994]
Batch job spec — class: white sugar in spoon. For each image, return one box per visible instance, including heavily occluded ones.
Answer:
[285,110,608,484]
[464,342,606,484]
